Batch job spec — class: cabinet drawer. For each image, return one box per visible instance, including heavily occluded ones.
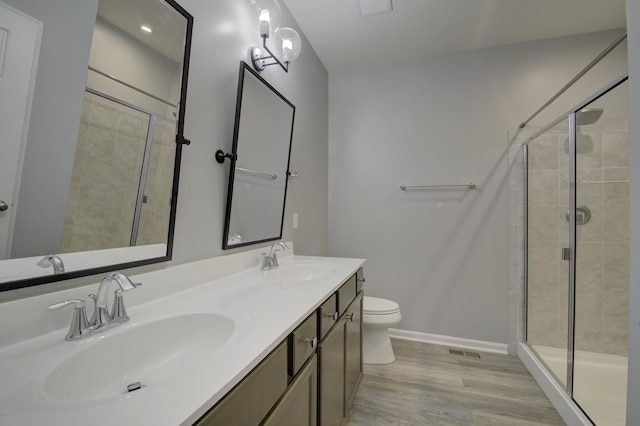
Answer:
[355,268,365,293]
[195,341,288,426]
[289,313,317,377]
[337,275,357,316]
[318,294,337,340]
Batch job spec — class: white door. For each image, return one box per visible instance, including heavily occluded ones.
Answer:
[0,3,41,259]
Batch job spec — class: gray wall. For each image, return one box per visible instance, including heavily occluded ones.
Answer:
[328,30,627,345]
[170,0,329,261]
[6,0,98,257]
[626,0,639,423]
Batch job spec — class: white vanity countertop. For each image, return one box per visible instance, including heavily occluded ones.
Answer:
[0,249,365,426]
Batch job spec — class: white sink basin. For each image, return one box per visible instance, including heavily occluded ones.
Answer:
[40,313,234,404]
[269,261,336,282]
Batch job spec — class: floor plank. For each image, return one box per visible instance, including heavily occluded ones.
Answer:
[347,339,565,426]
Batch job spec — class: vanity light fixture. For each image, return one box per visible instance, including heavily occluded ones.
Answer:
[249,0,302,72]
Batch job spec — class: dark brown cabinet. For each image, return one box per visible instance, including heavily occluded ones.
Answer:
[194,270,363,426]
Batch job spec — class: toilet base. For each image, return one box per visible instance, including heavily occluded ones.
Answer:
[363,326,395,364]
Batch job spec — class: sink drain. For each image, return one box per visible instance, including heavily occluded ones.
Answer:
[126,381,144,393]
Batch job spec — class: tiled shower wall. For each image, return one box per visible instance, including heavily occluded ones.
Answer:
[62,92,175,252]
[525,120,630,356]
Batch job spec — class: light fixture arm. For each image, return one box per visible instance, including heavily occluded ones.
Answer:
[251,35,289,72]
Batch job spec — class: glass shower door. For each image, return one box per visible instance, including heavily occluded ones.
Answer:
[572,80,629,426]
[527,76,630,425]
[526,117,572,389]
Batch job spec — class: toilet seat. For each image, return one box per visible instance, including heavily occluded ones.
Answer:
[364,296,399,315]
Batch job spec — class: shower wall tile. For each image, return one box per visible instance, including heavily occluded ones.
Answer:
[527,135,560,170]
[528,308,563,349]
[90,97,120,132]
[604,181,630,205]
[528,275,561,312]
[527,206,558,241]
[603,242,630,282]
[114,135,146,165]
[603,206,630,243]
[85,127,117,159]
[528,170,559,206]
[603,131,630,167]
[118,109,149,140]
[62,92,149,252]
[603,316,629,356]
[604,280,630,317]
[576,242,604,283]
[576,131,603,169]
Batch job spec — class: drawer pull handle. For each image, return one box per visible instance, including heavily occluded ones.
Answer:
[326,312,338,321]
[357,277,366,283]
[304,337,318,348]
[346,312,355,322]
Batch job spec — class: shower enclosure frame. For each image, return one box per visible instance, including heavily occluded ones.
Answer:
[521,72,629,424]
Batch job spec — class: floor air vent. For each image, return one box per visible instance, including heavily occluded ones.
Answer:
[448,348,481,359]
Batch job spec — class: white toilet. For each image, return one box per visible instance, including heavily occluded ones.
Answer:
[363,296,401,364]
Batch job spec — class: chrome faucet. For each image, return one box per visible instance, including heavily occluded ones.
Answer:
[261,241,289,270]
[90,272,141,327]
[46,272,140,341]
[37,254,65,274]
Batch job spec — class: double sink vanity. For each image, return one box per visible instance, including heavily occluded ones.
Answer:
[0,245,365,425]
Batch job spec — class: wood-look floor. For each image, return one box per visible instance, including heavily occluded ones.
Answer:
[346,339,566,426]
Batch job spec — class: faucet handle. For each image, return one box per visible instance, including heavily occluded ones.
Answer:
[46,299,91,341]
[110,290,129,323]
[47,299,85,311]
[271,252,280,268]
[261,253,271,271]
[110,283,141,323]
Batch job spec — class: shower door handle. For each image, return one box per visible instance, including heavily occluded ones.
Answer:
[562,247,571,261]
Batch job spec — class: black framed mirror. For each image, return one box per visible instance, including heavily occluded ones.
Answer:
[0,0,192,291]
[220,62,295,249]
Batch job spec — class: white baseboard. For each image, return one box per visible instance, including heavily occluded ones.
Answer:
[389,328,508,355]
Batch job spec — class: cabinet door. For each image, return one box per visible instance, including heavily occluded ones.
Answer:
[344,293,363,416]
[263,355,317,426]
[318,318,346,426]
[195,342,288,426]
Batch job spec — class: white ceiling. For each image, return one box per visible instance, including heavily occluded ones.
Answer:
[281,0,627,73]
[98,0,188,63]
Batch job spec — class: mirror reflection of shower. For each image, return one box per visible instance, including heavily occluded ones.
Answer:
[60,90,176,253]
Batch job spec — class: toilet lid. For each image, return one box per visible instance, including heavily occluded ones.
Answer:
[363,296,399,315]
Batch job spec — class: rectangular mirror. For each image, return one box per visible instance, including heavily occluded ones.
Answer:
[221,62,295,249]
[0,0,192,291]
